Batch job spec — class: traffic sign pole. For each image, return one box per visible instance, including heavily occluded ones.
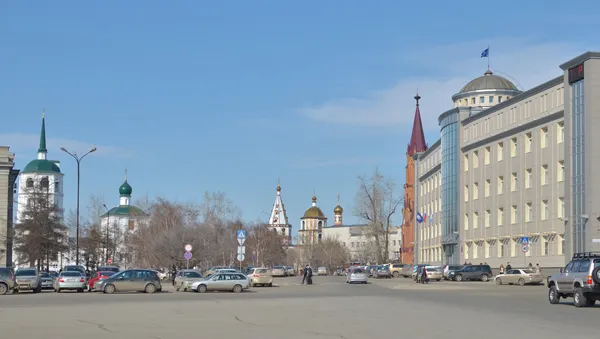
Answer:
[237,229,247,271]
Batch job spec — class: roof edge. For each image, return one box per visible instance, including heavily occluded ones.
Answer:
[559,51,600,70]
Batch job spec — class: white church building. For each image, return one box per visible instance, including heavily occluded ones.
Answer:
[267,179,292,245]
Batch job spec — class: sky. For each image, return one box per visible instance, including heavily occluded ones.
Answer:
[1,0,599,234]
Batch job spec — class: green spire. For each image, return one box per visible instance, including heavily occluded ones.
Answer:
[38,110,47,153]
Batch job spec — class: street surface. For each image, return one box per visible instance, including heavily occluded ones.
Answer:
[0,276,597,339]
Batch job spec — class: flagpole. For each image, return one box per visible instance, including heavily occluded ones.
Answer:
[487,45,490,70]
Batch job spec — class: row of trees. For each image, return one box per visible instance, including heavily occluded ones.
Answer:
[11,168,402,271]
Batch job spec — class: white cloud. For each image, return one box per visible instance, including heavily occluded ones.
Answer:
[298,37,586,131]
[0,133,132,158]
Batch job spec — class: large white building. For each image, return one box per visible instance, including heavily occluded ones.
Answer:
[413,51,600,270]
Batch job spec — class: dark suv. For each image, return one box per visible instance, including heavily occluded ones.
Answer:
[449,264,493,282]
[547,252,600,307]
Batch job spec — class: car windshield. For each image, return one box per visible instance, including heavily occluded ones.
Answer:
[40,272,50,278]
[15,269,36,276]
[184,272,202,278]
[256,269,269,274]
[61,272,82,277]
[353,269,365,274]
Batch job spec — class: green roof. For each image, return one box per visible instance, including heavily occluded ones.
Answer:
[22,159,61,174]
[119,180,132,196]
[100,205,147,218]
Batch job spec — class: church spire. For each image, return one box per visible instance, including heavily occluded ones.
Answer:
[269,178,289,225]
[38,109,48,160]
[407,91,427,155]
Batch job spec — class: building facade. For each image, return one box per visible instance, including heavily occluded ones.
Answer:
[266,179,292,245]
[0,146,18,267]
[413,51,600,269]
[322,224,402,263]
[298,195,327,246]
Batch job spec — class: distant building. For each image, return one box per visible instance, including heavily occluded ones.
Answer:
[298,195,327,246]
[0,146,18,267]
[266,179,292,245]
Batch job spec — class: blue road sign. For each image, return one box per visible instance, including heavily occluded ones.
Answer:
[237,229,247,239]
[184,251,192,260]
[520,236,529,244]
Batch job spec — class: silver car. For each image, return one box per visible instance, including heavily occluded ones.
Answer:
[54,271,86,293]
[192,272,249,293]
[39,272,54,290]
[346,268,368,284]
[14,268,42,293]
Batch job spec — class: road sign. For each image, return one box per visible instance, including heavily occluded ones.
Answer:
[107,258,112,264]
[184,244,192,252]
[237,229,247,239]
[237,238,246,246]
[520,236,529,244]
[237,246,245,254]
[184,251,193,260]
[237,253,245,262]
[521,244,530,253]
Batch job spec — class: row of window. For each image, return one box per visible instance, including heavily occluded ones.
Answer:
[420,172,441,196]
[24,177,60,193]
[464,162,564,201]
[456,95,511,108]
[463,236,565,260]
[464,122,564,171]
[419,149,441,175]
[464,197,565,229]
[421,223,442,241]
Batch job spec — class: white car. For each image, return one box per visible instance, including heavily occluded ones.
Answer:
[191,272,250,293]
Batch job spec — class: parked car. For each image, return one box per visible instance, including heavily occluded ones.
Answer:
[247,268,273,287]
[54,271,87,293]
[449,264,493,282]
[285,266,295,276]
[88,271,115,291]
[317,267,328,276]
[373,266,392,279]
[272,266,287,277]
[192,272,249,293]
[443,265,463,280]
[174,269,204,291]
[495,269,544,286]
[62,265,86,275]
[14,268,42,293]
[204,266,229,276]
[388,263,405,277]
[424,266,443,281]
[96,269,162,294]
[39,272,54,290]
[0,267,15,295]
[97,266,120,274]
[346,268,368,284]
[401,264,414,278]
[548,252,600,307]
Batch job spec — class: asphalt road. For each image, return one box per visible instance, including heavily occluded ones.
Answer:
[0,276,597,339]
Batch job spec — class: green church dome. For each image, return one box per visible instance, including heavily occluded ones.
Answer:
[22,159,61,174]
[119,180,132,196]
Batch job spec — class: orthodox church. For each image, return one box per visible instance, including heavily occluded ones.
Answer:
[266,179,292,245]
[99,172,147,266]
[298,194,327,246]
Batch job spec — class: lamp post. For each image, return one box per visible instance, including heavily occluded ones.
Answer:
[103,204,110,265]
[61,146,97,266]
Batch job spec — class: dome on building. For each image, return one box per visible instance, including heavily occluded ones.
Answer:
[459,70,519,93]
[334,204,343,214]
[21,159,61,174]
[303,195,326,219]
[119,180,132,196]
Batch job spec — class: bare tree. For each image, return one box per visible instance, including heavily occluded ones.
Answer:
[312,238,349,271]
[246,223,286,267]
[354,168,401,263]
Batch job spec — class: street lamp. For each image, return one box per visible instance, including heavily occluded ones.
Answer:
[103,204,110,265]
[61,146,97,266]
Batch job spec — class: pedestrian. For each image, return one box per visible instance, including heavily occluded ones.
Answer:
[536,263,542,275]
[421,266,428,284]
[528,263,533,270]
[301,265,308,284]
[464,261,468,265]
[307,266,313,285]
[171,267,177,286]
[499,264,505,275]
[506,262,512,271]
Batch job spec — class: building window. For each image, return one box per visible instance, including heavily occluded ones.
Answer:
[473,151,479,168]
[525,202,532,222]
[511,205,518,224]
[541,165,548,185]
[480,97,485,104]
[510,137,518,157]
[557,121,564,143]
[541,200,549,220]
[497,142,503,161]
[484,241,490,258]
[485,179,490,197]
[40,177,49,190]
[464,213,469,230]
[497,176,504,195]
[464,154,469,171]
[558,160,565,182]
[498,241,505,258]
[128,219,135,231]
[541,127,548,148]
[471,97,476,105]
[26,178,34,188]
[54,181,59,193]
[464,185,469,202]
[473,182,479,200]
[498,96,503,103]
[464,243,470,259]
[559,235,565,255]
[525,168,532,188]
[484,146,490,165]
[558,197,565,219]
[473,243,479,259]
[488,96,493,103]
[542,237,548,256]
[473,212,479,229]
[525,132,532,153]
[511,239,517,257]
[497,207,504,226]
[484,210,490,228]
[511,172,518,192]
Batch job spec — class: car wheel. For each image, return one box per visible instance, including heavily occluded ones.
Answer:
[196,284,207,293]
[0,283,8,295]
[436,279,441,282]
[573,287,588,307]
[455,275,463,282]
[145,284,157,294]
[495,278,503,285]
[392,272,399,278]
[548,286,560,304]
[518,278,525,286]
[592,267,600,285]
[481,275,489,282]
[268,283,273,287]
[103,284,116,294]
[233,284,243,293]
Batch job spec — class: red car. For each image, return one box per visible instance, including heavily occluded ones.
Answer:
[88,271,115,291]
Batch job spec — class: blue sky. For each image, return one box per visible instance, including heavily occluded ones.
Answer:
[1,0,599,232]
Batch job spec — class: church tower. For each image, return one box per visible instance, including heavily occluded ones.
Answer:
[267,178,292,245]
[401,93,427,264]
[333,193,343,226]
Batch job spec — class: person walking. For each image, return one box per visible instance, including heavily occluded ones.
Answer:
[421,266,428,284]
[499,264,505,275]
[506,262,512,271]
[306,266,313,285]
[301,265,309,284]
[536,263,542,275]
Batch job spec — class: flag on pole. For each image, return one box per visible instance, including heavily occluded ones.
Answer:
[481,48,489,58]
[416,212,424,223]
[423,213,428,222]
